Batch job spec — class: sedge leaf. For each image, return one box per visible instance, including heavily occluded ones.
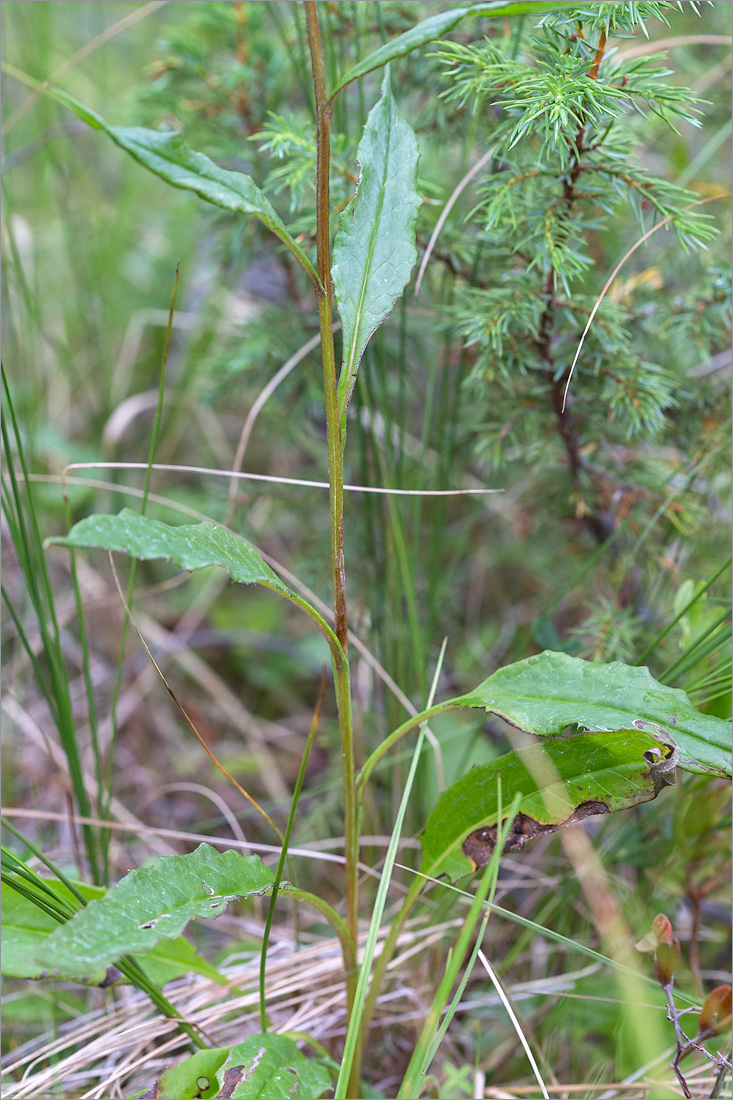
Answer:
[330,1,581,100]
[47,86,320,289]
[35,845,275,982]
[421,730,676,881]
[455,650,732,778]
[332,68,420,433]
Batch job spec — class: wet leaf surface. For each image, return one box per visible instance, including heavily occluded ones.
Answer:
[455,650,732,777]
[35,845,275,981]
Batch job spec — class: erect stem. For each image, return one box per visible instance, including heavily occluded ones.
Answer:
[281,886,358,1006]
[304,0,359,1002]
[588,27,607,81]
[304,1,347,655]
[360,875,424,1044]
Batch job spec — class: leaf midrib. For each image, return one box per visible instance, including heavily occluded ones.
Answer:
[342,105,393,383]
[459,690,725,749]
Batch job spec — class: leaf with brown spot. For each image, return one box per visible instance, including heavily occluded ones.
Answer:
[217,1067,245,1099]
[140,1048,229,1099]
[421,730,676,881]
[215,1034,330,1099]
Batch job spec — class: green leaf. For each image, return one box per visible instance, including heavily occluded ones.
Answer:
[1,879,102,980]
[47,510,291,595]
[47,86,320,290]
[46,510,342,662]
[332,69,420,430]
[217,1035,331,1099]
[1,880,222,985]
[139,1048,230,1099]
[421,730,676,881]
[456,650,732,778]
[35,844,276,982]
[135,936,225,989]
[329,1,581,100]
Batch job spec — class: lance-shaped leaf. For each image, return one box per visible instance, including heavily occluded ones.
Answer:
[454,650,732,779]
[48,86,320,290]
[1,879,101,981]
[330,1,581,100]
[421,731,676,881]
[35,845,276,982]
[216,1035,331,1100]
[47,510,342,663]
[1,879,221,985]
[47,509,290,594]
[332,69,420,433]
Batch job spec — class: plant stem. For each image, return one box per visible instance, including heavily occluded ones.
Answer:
[335,658,359,951]
[259,672,359,1028]
[337,640,448,1099]
[304,2,347,652]
[533,25,613,546]
[281,886,357,1000]
[358,700,458,793]
[360,874,424,1043]
[304,0,359,995]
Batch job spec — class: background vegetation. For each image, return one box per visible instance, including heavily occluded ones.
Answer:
[2,2,731,1098]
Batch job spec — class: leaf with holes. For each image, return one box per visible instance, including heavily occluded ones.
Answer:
[332,68,420,433]
[137,1048,230,1100]
[35,845,276,982]
[454,650,732,778]
[216,1035,331,1099]
[1,880,223,985]
[47,86,319,288]
[421,730,676,881]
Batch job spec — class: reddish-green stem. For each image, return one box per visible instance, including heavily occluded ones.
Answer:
[305,1,348,656]
[304,0,359,1001]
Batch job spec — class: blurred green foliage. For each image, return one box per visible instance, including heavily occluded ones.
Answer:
[1,2,730,1096]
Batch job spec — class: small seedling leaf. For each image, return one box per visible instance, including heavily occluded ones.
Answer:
[332,69,420,432]
[697,985,732,1038]
[655,939,681,987]
[35,845,275,981]
[421,731,676,880]
[455,650,732,778]
[216,1035,330,1099]
[652,913,674,945]
[141,1048,231,1100]
[47,510,291,595]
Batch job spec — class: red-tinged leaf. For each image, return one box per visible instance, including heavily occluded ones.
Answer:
[652,913,674,945]
[698,985,732,1038]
